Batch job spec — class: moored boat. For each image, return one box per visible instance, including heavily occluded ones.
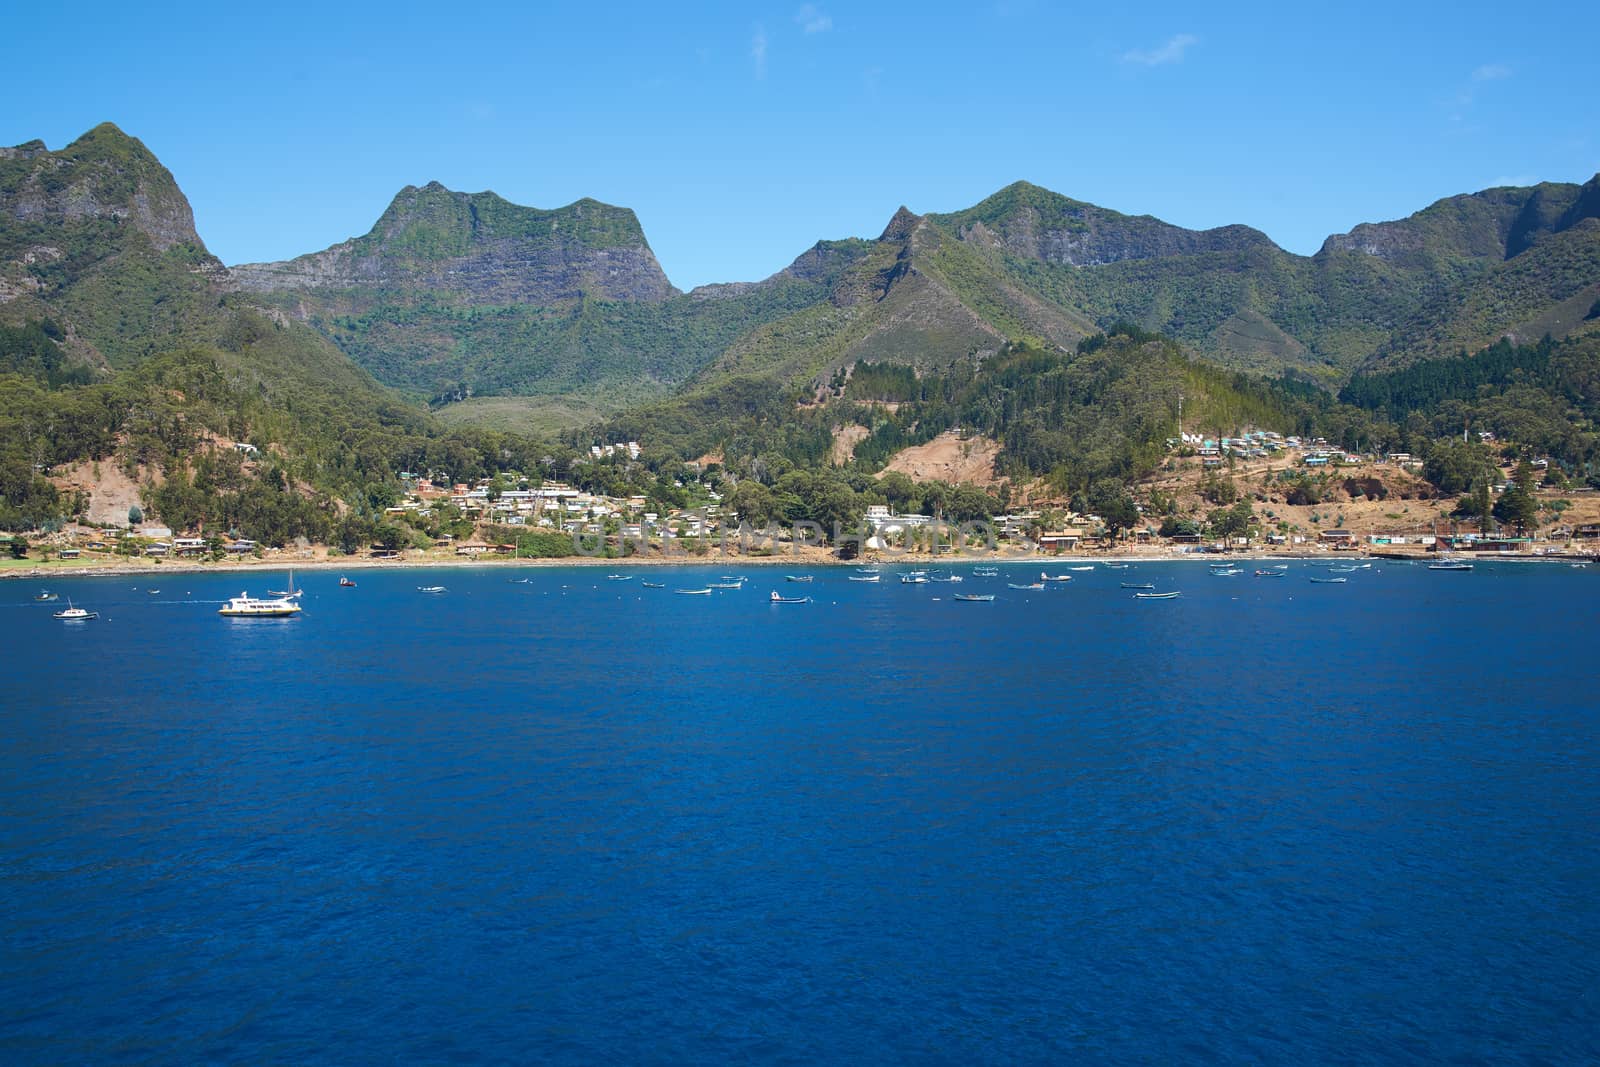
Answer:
[848,574,881,583]
[1008,582,1045,590]
[1041,573,1072,583]
[340,577,357,587]
[785,575,813,583]
[953,593,995,602]
[770,591,811,604]
[1134,590,1180,600]
[218,592,302,617]
[642,581,666,588]
[1428,556,1474,571]
[34,591,58,602]
[1120,582,1155,590]
[53,598,97,620]
[417,585,446,594]
[1309,577,1347,584]
[675,588,712,595]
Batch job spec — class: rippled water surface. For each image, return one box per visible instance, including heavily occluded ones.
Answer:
[3,561,1597,1063]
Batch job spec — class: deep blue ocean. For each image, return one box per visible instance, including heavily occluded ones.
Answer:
[2,559,1597,1063]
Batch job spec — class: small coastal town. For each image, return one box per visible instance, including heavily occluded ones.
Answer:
[7,429,1597,576]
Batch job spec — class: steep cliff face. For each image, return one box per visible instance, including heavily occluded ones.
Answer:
[231,183,676,304]
[1,123,204,254]
[0,123,224,368]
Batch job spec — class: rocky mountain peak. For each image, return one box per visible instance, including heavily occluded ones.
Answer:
[879,206,923,243]
[1,123,204,254]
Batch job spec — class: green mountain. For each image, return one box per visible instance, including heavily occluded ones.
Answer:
[231,172,1599,435]
[0,124,493,538]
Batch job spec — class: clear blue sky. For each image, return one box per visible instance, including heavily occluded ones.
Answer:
[8,1,1598,290]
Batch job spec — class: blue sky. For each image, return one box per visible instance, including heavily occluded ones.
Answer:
[8,1,1598,289]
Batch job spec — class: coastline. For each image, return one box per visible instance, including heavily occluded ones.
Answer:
[5,544,1593,581]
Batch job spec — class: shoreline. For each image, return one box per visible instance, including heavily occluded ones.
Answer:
[5,546,1594,582]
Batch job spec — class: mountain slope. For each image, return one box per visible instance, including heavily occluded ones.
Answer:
[0,124,461,537]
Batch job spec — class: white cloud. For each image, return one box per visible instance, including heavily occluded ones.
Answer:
[751,26,768,78]
[1121,33,1198,67]
[795,4,832,34]
[1472,63,1512,82]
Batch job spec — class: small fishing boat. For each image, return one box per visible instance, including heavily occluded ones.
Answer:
[1069,566,1095,572]
[929,574,964,583]
[1120,582,1155,590]
[642,580,666,588]
[53,598,97,620]
[339,577,357,587]
[1041,573,1072,583]
[1309,577,1347,584]
[1253,570,1284,577]
[675,588,712,596]
[785,575,813,583]
[953,593,995,602]
[147,589,160,595]
[417,585,447,594]
[507,577,529,584]
[1134,591,1180,600]
[719,576,747,583]
[34,591,58,602]
[1428,556,1474,571]
[1210,567,1243,576]
[1328,565,1359,573]
[1103,563,1129,570]
[607,574,633,581]
[709,582,745,589]
[900,575,929,585]
[1008,582,1045,590]
[770,591,811,604]
[848,574,881,583]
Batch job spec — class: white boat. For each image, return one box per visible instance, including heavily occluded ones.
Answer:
[642,581,666,588]
[953,593,995,602]
[218,591,302,617]
[1211,568,1243,576]
[1068,566,1095,572]
[848,574,881,583]
[34,591,58,602]
[929,574,964,583]
[53,598,97,620]
[676,588,712,596]
[607,574,632,581]
[1120,581,1155,590]
[719,576,747,583]
[1008,582,1045,590]
[785,575,813,583]
[1428,556,1474,571]
[1041,572,1072,583]
[417,585,447,594]
[1134,591,1180,600]
[266,571,302,598]
[1308,577,1347,584]
[770,591,811,604]
[709,582,745,589]
[900,574,929,584]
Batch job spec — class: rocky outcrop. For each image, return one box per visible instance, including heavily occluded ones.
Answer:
[230,183,677,304]
[935,181,1278,267]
